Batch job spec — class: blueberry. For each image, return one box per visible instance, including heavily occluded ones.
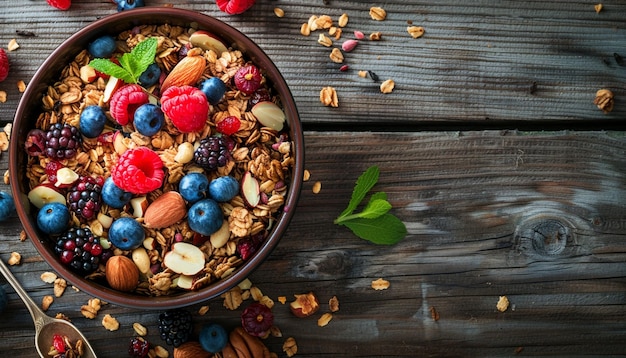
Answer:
[187,198,223,236]
[79,105,107,138]
[88,35,117,58]
[36,202,70,235]
[108,217,144,250]
[115,0,144,11]
[198,77,227,105]
[133,103,164,137]
[0,191,16,222]
[178,173,209,204]
[208,176,239,202]
[0,285,8,314]
[139,63,161,87]
[199,322,228,353]
[101,177,132,209]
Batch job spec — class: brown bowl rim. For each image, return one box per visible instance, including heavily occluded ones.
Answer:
[9,7,303,309]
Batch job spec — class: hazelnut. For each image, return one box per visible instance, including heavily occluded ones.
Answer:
[106,255,139,292]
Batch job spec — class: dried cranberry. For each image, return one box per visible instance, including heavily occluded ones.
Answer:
[236,233,265,261]
[234,64,262,95]
[241,302,274,337]
[248,88,271,109]
[25,129,46,156]
[52,334,66,353]
[216,116,241,135]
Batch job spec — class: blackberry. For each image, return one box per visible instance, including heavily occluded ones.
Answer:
[54,227,106,274]
[44,122,81,160]
[67,176,104,221]
[193,136,230,171]
[158,309,193,347]
[128,337,150,357]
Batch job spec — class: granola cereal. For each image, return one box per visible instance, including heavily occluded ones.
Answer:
[22,24,295,298]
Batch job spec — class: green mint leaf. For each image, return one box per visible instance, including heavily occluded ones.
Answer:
[338,165,379,218]
[341,214,407,245]
[369,191,387,202]
[88,58,134,83]
[360,198,392,219]
[88,37,157,84]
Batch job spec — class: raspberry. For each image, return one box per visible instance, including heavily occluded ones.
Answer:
[44,123,81,160]
[112,147,165,194]
[45,160,64,184]
[216,116,241,135]
[193,136,230,171]
[216,0,256,15]
[158,310,193,347]
[161,85,209,133]
[109,84,149,126]
[0,49,9,82]
[241,302,274,337]
[67,175,104,221]
[46,0,71,10]
[234,65,262,95]
[128,337,150,357]
[54,227,108,274]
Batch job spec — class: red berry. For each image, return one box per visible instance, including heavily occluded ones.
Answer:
[236,233,264,261]
[161,85,209,133]
[215,0,256,15]
[52,334,66,353]
[109,84,149,126]
[46,0,71,10]
[111,147,165,194]
[234,65,262,95]
[45,160,64,182]
[216,116,241,135]
[241,302,274,337]
[0,49,9,83]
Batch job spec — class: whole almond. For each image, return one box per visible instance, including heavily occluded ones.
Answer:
[161,53,206,91]
[144,191,187,228]
[106,255,139,292]
[173,341,211,358]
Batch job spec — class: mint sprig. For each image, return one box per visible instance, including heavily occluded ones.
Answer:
[334,166,407,245]
[89,37,158,84]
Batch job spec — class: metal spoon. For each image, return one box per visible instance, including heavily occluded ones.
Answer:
[0,257,97,358]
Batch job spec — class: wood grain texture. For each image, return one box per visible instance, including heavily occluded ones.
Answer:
[2,131,626,356]
[1,0,625,356]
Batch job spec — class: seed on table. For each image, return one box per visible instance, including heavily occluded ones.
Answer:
[312,181,322,194]
[341,39,358,52]
[273,7,285,17]
[354,30,365,40]
[338,13,349,27]
[369,31,382,41]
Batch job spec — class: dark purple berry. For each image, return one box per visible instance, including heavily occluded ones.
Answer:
[241,302,274,337]
[193,136,230,171]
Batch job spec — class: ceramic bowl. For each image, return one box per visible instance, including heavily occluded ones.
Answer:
[9,8,303,309]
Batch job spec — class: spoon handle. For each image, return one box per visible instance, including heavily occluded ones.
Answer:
[0,255,48,324]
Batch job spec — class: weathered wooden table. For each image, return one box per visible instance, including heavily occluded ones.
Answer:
[1,1,625,356]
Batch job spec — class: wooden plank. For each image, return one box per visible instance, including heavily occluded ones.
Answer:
[2,131,626,356]
[0,0,625,128]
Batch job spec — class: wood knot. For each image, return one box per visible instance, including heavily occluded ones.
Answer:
[513,216,576,258]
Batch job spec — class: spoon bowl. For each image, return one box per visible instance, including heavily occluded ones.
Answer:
[0,257,96,358]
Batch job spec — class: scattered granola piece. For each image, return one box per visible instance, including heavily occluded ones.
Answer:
[250,286,263,301]
[358,70,368,78]
[273,7,285,18]
[222,287,244,310]
[198,305,210,315]
[595,3,603,13]
[0,90,7,103]
[19,230,27,241]
[497,295,510,312]
[317,33,333,47]
[102,314,120,331]
[3,170,8,185]
[430,306,440,321]
[8,252,21,266]
[283,337,298,357]
[42,295,54,311]
[7,39,19,51]
[338,13,349,27]
[0,132,9,151]
[317,312,333,327]
[17,80,26,92]
[320,86,339,107]
[303,169,311,182]
[153,345,168,357]
[270,325,283,337]
[80,298,102,319]
[278,296,287,304]
[380,79,395,94]
[371,278,390,290]
[300,23,311,36]
[312,181,322,194]
[369,6,387,21]
[594,88,614,113]
[54,278,67,297]
[329,47,344,63]
[329,295,339,312]
[41,271,58,283]
[407,26,425,38]
[133,322,148,336]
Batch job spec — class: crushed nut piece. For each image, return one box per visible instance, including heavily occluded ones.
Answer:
[102,314,120,331]
[42,295,54,311]
[369,31,382,41]
[380,79,395,94]
[315,15,333,29]
[222,287,244,310]
[497,296,510,312]
[320,86,339,107]
[80,298,102,319]
[329,47,344,63]
[594,88,614,113]
[8,252,21,266]
[3,170,9,185]
[20,230,27,242]
[273,7,285,18]
[430,306,440,321]
[369,6,387,21]
[41,271,58,283]
[303,169,311,182]
[250,286,263,301]
[329,296,339,312]
[358,70,368,78]
[198,305,210,315]
[371,278,390,290]
[270,325,283,337]
[7,39,19,51]
[317,312,333,327]
[0,133,9,152]
[338,13,349,27]
[407,26,425,38]
[278,296,287,304]
[133,322,148,336]
[0,91,7,103]
[595,3,603,13]
[312,181,322,194]
[54,278,67,297]
[17,80,26,92]
[283,337,298,357]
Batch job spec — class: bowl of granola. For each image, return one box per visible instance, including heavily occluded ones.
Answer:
[9,8,303,309]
